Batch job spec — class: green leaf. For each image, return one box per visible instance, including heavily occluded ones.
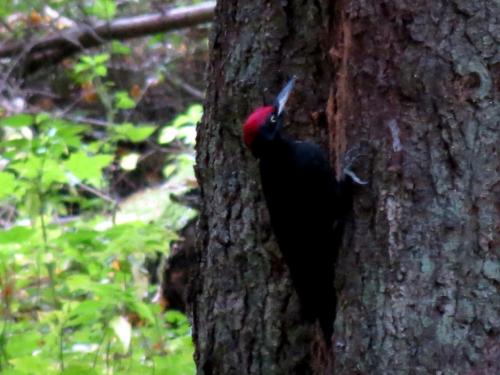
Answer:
[111,40,131,55]
[0,114,34,128]
[41,159,69,187]
[0,172,16,199]
[187,104,203,120]
[163,164,176,178]
[35,112,51,124]
[88,0,116,20]
[65,152,114,185]
[66,274,93,292]
[159,104,201,144]
[115,91,135,110]
[11,155,43,179]
[158,127,177,144]
[93,54,110,64]
[0,2,13,18]
[67,300,104,327]
[5,331,43,357]
[0,226,34,244]
[114,123,156,142]
[165,310,188,325]
[170,104,203,128]
[94,65,107,77]
[61,365,99,375]
[9,356,53,374]
[130,301,155,324]
[153,344,195,375]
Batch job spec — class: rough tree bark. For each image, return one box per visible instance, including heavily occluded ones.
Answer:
[191,1,499,374]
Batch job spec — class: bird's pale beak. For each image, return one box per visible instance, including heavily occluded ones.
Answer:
[275,77,296,116]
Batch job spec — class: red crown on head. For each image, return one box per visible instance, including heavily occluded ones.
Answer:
[243,106,273,148]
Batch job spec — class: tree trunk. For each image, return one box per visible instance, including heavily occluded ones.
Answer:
[191,1,500,374]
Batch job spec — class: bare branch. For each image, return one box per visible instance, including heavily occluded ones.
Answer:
[75,181,118,205]
[164,75,205,100]
[0,2,216,74]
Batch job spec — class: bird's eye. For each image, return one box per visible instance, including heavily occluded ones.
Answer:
[270,114,277,123]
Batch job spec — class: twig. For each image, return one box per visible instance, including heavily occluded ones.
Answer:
[63,115,112,128]
[75,182,118,205]
[164,75,204,100]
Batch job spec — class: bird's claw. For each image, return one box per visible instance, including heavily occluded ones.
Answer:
[343,167,368,185]
[342,147,368,185]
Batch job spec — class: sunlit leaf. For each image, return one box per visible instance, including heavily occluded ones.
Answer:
[114,123,156,142]
[163,164,176,178]
[158,127,177,144]
[0,172,16,199]
[94,65,107,77]
[5,331,43,357]
[10,155,43,179]
[41,159,69,186]
[120,153,140,170]
[92,54,110,64]
[115,91,136,109]
[0,114,34,128]
[65,152,114,185]
[87,0,116,20]
[110,316,132,353]
[66,274,93,292]
[171,104,203,128]
[67,300,104,327]
[159,104,201,145]
[35,112,51,124]
[177,124,196,145]
[9,356,53,374]
[0,226,34,244]
[61,365,99,375]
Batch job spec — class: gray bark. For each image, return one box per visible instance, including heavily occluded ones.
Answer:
[191,0,500,374]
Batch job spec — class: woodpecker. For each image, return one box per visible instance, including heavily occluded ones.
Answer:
[243,78,354,346]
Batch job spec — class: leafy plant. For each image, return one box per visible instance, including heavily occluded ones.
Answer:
[0,103,199,373]
[159,104,201,181]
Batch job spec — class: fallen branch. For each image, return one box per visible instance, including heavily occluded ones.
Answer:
[0,1,216,74]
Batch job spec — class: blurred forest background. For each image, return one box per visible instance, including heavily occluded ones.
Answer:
[0,1,213,374]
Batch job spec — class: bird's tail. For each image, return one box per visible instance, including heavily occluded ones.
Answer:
[288,250,337,347]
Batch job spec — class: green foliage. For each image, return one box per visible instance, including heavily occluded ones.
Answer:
[110,41,131,56]
[0,114,34,128]
[159,104,200,145]
[73,54,110,83]
[86,0,116,20]
[0,102,200,373]
[159,104,200,181]
[0,2,204,366]
[113,123,156,143]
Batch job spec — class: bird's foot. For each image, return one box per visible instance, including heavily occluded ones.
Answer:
[342,147,368,185]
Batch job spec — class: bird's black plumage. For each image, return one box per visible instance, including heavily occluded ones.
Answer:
[243,79,352,346]
[260,134,346,344]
